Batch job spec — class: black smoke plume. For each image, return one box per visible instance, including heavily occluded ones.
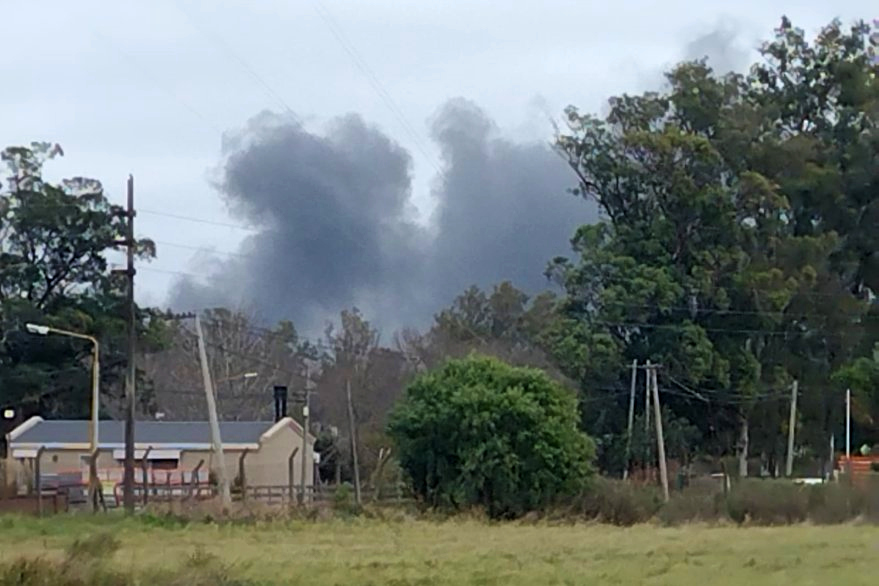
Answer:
[170,99,595,333]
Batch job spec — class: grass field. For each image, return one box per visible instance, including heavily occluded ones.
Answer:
[0,514,876,585]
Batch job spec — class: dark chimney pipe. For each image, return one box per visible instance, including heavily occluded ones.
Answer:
[273,386,288,422]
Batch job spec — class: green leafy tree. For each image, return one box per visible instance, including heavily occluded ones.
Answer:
[400,282,569,378]
[831,345,879,444]
[0,142,159,426]
[551,17,877,475]
[388,355,595,518]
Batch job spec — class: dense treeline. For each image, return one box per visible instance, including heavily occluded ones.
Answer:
[2,17,877,481]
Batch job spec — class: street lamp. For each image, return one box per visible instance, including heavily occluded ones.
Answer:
[215,371,258,384]
[26,323,101,511]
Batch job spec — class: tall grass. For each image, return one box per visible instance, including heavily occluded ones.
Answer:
[0,530,255,586]
[1,515,877,585]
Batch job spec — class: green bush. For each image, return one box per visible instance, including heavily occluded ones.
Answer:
[332,482,361,516]
[573,478,661,526]
[806,482,866,524]
[388,355,595,519]
[725,480,808,525]
[658,481,725,526]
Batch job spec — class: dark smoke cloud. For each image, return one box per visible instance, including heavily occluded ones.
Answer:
[171,23,753,334]
[424,98,591,312]
[170,100,595,334]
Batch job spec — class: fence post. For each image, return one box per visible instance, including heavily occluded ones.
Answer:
[237,450,249,503]
[34,448,45,517]
[140,447,152,507]
[190,460,204,500]
[90,449,108,512]
[287,447,299,505]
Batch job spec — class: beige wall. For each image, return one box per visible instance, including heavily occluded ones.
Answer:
[5,422,314,493]
[244,421,313,488]
[3,449,115,493]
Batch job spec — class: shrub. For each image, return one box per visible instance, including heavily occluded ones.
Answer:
[388,355,595,519]
[725,479,808,525]
[658,480,725,526]
[573,478,661,526]
[332,483,361,516]
[806,482,865,524]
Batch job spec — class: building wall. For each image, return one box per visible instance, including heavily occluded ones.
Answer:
[244,419,313,488]
[6,419,314,491]
[3,449,117,493]
[4,421,314,494]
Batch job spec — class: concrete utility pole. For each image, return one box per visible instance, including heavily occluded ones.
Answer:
[299,362,311,505]
[195,313,231,507]
[845,388,851,461]
[650,366,670,502]
[622,359,638,480]
[785,379,798,477]
[644,359,652,469]
[644,360,651,436]
[345,377,361,506]
[122,175,136,514]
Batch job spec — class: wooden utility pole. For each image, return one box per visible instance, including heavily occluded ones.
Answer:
[195,313,231,507]
[650,365,670,502]
[622,359,637,480]
[785,379,798,477]
[345,377,361,506]
[122,175,136,514]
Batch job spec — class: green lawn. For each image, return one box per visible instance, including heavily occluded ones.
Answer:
[0,514,875,585]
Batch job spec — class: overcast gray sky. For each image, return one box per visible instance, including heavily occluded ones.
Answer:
[3,1,874,335]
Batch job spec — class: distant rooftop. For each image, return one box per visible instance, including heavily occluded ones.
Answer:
[10,419,276,447]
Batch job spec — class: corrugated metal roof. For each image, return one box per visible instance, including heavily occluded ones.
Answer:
[10,420,274,447]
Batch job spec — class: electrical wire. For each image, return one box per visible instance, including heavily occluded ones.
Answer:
[310,0,446,179]
[172,0,305,126]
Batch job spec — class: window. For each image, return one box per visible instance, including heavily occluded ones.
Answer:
[149,459,178,470]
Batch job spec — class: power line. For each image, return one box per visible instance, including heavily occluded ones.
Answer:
[139,209,258,231]
[151,240,250,259]
[90,30,226,136]
[310,0,446,179]
[136,266,211,279]
[171,1,304,126]
[13,204,878,305]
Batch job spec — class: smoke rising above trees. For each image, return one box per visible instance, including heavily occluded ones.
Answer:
[169,99,595,333]
[167,21,757,333]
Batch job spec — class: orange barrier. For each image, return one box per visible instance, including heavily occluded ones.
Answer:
[837,456,879,481]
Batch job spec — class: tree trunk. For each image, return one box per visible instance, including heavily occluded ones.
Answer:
[737,414,749,478]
